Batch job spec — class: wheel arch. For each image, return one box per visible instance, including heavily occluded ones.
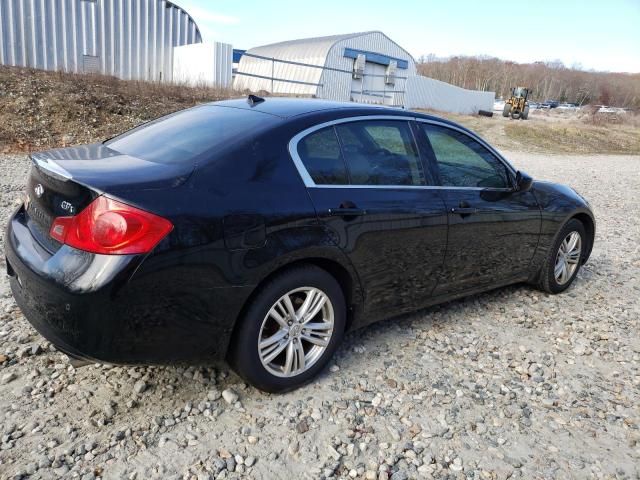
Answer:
[528,206,595,286]
[225,256,363,359]
[571,211,595,264]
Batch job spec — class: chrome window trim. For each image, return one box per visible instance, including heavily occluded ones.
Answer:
[305,184,510,191]
[287,115,515,192]
[288,115,416,188]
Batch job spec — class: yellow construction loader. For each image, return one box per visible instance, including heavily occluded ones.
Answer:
[503,87,531,120]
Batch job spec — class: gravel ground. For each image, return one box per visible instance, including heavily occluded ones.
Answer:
[0,151,638,480]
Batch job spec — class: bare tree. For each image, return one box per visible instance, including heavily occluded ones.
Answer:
[417,56,640,108]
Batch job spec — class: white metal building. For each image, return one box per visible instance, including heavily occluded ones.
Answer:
[234,31,415,107]
[234,31,494,114]
[0,0,202,82]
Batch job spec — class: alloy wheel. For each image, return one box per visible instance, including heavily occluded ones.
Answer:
[554,231,582,285]
[258,287,334,378]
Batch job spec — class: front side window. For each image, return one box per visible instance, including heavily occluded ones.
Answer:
[422,124,510,188]
[335,121,426,186]
[297,127,349,185]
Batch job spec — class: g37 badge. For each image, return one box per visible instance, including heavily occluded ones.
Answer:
[60,201,75,214]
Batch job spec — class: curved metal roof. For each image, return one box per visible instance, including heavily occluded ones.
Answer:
[246,32,370,66]
[244,31,413,67]
[166,0,203,35]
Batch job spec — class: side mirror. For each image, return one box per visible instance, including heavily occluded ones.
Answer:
[514,170,533,192]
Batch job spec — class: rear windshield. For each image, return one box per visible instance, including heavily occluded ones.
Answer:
[106,106,278,165]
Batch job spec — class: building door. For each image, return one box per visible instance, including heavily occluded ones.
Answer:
[350,59,402,107]
[80,0,99,73]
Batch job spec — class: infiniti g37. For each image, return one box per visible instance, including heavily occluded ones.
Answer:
[4,98,595,392]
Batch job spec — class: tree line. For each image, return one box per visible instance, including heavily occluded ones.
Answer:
[416,55,640,108]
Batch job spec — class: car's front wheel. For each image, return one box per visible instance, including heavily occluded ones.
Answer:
[538,219,586,294]
[229,265,345,393]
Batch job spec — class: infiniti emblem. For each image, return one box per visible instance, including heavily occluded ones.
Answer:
[34,184,44,198]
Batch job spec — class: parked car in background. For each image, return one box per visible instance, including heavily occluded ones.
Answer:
[541,100,560,109]
[4,98,596,392]
[598,106,627,114]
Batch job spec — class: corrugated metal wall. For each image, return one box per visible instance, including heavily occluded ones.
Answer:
[233,34,343,96]
[0,0,202,81]
[405,76,495,114]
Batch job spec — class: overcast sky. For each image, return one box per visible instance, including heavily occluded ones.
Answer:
[177,0,640,73]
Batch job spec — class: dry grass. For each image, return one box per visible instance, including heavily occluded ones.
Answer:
[501,121,640,154]
[421,109,640,155]
[0,66,238,152]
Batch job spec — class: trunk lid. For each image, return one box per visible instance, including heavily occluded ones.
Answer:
[31,143,194,192]
[25,143,193,253]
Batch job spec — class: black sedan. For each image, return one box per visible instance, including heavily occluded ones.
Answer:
[4,97,595,392]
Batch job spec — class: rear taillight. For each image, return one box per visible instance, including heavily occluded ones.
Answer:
[50,196,173,255]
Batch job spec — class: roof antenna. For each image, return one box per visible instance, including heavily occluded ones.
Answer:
[247,94,265,106]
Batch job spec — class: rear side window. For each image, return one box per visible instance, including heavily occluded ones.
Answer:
[297,127,349,185]
[422,124,510,188]
[106,106,277,165]
[335,121,426,186]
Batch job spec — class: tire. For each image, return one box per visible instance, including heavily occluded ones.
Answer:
[502,103,511,117]
[228,265,346,393]
[511,109,521,120]
[522,106,530,120]
[537,219,586,294]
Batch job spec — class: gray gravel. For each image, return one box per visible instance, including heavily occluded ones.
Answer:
[0,151,639,480]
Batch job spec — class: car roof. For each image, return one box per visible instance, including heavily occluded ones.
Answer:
[208,97,459,127]
[211,96,446,119]
[210,97,395,118]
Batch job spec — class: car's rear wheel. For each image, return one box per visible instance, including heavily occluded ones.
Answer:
[537,219,586,294]
[228,265,345,393]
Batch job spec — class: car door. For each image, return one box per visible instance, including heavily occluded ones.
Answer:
[417,122,541,295]
[289,117,448,323]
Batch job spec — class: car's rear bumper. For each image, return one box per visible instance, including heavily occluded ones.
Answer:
[5,206,253,364]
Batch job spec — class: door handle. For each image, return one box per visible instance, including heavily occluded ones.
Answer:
[328,208,367,217]
[451,201,478,216]
[450,207,478,215]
